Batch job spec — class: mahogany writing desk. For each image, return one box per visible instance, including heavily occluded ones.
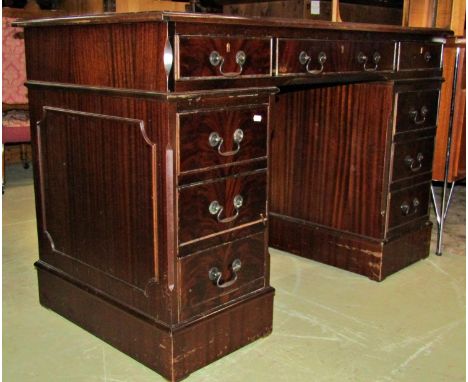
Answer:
[16,12,450,381]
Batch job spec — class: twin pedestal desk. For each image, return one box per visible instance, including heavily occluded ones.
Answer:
[17,12,450,381]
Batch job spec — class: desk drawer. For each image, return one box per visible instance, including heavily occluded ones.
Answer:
[178,232,266,321]
[395,90,439,133]
[388,183,430,230]
[178,106,268,174]
[277,39,395,75]
[176,35,272,79]
[178,171,267,244]
[399,42,442,70]
[391,137,435,182]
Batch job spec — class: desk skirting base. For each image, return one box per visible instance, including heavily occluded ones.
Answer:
[36,263,274,382]
[269,214,432,281]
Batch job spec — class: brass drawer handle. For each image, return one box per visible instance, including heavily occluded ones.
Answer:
[404,152,424,172]
[299,51,327,75]
[357,51,381,72]
[209,194,243,224]
[409,105,429,125]
[208,258,242,289]
[400,197,420,216]
[424,51,432,62]
[209,50,246,77]
[209,128,244,156]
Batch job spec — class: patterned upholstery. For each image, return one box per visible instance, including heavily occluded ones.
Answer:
[2,16,30,145]
[2,17,28,105]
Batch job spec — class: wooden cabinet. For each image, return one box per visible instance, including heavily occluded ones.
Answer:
[269,80,439,281]
[17,12,449,382]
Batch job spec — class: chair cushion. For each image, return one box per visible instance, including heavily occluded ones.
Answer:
[2,17,28,105]
[2,110,30,143]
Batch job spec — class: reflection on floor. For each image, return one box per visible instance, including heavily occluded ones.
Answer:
[3,164,466,382]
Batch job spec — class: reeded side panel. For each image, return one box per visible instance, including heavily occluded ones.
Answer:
[270,83,394,239]
[36,107,158,291]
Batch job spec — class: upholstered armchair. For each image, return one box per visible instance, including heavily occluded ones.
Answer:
[2,14,31,184]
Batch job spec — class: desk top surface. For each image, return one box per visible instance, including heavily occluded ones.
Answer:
[14,11,452,36]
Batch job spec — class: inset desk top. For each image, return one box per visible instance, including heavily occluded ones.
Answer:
[14,10,452,37]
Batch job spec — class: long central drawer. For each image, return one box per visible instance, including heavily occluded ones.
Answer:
[277,39,396,75]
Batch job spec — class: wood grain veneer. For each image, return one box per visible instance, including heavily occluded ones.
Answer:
[18,11,449,380]
[177,105,268,174]
[178,232,266,321]
[177,36,272,79]
[277,39,396,75]
[24,22,169,91]
[270,82,393,239]
[178,170,267,244]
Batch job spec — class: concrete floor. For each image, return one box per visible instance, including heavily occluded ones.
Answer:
[3,164,466,382]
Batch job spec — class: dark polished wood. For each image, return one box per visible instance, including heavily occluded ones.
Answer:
[15,11,450,35]
[395,89,440,133]
[399,42,443,70]
[269,80,441,280]
[270,83,394,239]
[178,170,267,244]
[17,11,450,381]
[28,88,173,322]
[387,182,431,231]
[37,106,159,288]
[37,261,274,382]
[24,22,169,91]
[277,39,396,75]
[179,232,266,320]
[177,105,268,174]
[269,214,432,281]
[177,35,272,79]
[391,137,435,182]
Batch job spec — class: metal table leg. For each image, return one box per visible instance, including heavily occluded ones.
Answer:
[430,44,462,256]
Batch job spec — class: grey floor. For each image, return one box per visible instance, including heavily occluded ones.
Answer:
[3,163,466,382]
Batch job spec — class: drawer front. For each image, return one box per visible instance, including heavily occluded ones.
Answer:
[179,232,266,321]
[277,39,395,75]
[399,42,442,70]
[178,171,267,244]
[178,106,268,174]
[395,90,439,133]
[391,138,435,182]
[177,36,272,79]
[388,183,430,230]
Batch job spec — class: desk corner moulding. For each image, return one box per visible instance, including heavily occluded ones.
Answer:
[15,12,451,381]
